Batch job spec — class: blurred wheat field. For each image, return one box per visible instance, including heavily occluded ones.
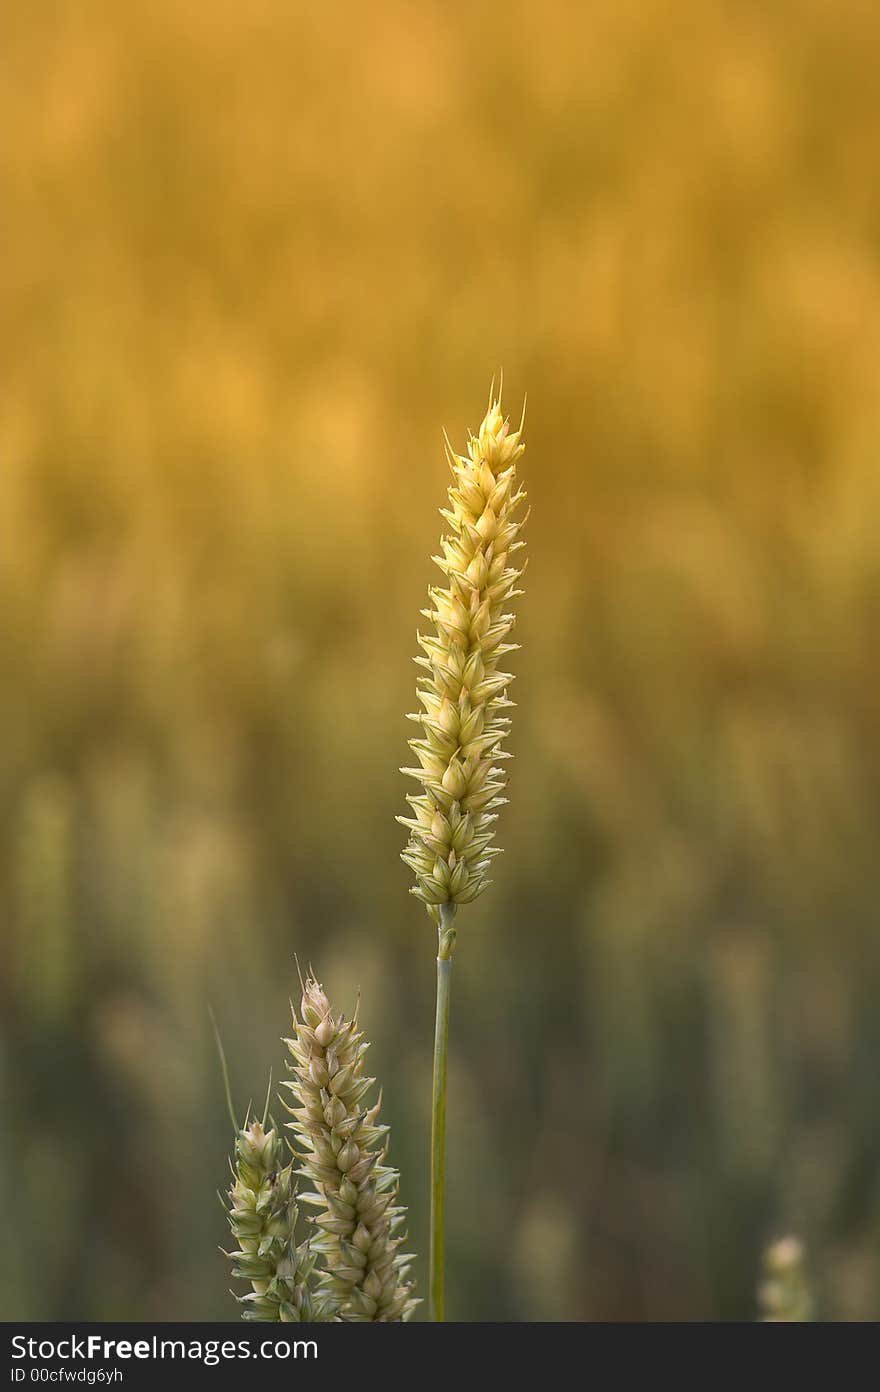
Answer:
[3,0,880,1321]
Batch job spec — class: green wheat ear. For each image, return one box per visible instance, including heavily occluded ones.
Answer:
[281,976,419,1322]
[225,1114,337,1322]
[757,1237,814,1321]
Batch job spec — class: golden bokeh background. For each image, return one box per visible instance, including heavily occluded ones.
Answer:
[4,0,880,1320]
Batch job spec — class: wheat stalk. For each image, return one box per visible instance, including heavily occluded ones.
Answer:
[398,384,527,1319]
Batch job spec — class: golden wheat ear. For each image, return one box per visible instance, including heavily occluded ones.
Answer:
[398,390,527,932]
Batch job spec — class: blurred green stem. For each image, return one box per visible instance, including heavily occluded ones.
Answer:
[431,904,456,1321]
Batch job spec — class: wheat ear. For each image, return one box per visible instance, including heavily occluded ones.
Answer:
[398,387,527,930]
[225,1116,335,1321]
[282,977,419,1322]
[757,1236,813,1321]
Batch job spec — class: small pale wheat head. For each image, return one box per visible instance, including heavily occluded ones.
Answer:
[398,387,527,939]
[282,977,419,1322]
[757,1236,813,1322]
[226,1117,334,1322]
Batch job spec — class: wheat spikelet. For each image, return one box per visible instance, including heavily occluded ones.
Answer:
[757,1236,813,1321]
[398,387,527,930]
[282,977,418,1321]
[226,1117,335,1322]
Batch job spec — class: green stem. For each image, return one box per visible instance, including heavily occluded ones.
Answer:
[430,904,456,1322]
